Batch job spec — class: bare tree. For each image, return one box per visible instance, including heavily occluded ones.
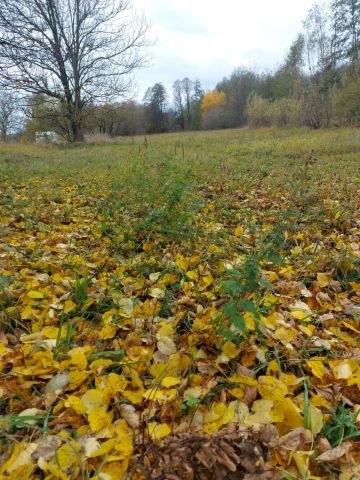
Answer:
[0,0,149,142]
[173,80,185,130]
[182,78,193,129]
[0,91,19,141]
[303,2,335,127]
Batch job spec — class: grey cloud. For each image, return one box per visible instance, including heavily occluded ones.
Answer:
[136,53,234,100]
[147,2,210,36]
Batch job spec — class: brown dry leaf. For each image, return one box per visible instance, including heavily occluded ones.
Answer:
[315,442,352,463]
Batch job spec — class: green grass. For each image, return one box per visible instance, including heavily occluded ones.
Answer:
[1,128,359,244]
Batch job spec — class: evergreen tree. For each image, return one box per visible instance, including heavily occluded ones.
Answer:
[332,0,360,63]
[191,79,204,130]
[143,83,168,133]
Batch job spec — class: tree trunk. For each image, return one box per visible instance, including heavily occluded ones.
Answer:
[67,100,84,143]
[0,123,6,142]
[69,120,84,142]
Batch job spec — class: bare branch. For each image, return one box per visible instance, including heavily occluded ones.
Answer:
[0,0,150,141]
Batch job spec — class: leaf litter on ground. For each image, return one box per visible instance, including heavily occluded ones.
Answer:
[0,127,359,479]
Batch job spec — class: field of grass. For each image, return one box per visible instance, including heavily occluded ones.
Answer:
[0,127,360,479]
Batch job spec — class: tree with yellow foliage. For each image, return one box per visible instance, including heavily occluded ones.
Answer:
[201,91,226,114]
[201,91,228,130]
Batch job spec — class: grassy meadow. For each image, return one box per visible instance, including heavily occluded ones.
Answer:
[1,127,360,479]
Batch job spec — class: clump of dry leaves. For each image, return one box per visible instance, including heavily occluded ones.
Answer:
[142,426,279,480]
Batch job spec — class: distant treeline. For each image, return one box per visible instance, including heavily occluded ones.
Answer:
[3,0,360,140]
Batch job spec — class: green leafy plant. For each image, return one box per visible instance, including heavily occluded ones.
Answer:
[322,405,360,447]
[217,255,271,343]
[181,395,201,414]
[73,276,91,308]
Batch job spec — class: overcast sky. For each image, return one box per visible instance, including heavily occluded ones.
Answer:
[134,0,318,100]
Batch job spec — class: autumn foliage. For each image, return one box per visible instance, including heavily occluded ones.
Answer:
[201,91,226,114]
[0,128,360,479]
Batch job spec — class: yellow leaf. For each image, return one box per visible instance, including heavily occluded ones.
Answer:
[28,291,43,299]
[117,298,134,317]
[317,273,330,288]
[143,388,177,403]
[184,386,202,399]
[310,394,331,409]
[126,345,153,362]
[340,465,360,480]
[157,322,174,338]
[291,310,311,321]
[88,407,112,432]
[1,443,37,473]
[103,309,116,323]
[234,226,244,237]
[99,324,117,340]
[199,273,214,291]
[64,299,77,313]
[113,419,134,458]
[282,398,303,428]
[161,376,181,388]
[330,359,358,380]
[42,326,63,339]
[68,370,88,389]
[228,387,246,400]
[290,301,313,321]
[274,326,297,348]
[258,376,288,401]
[306,359,325,379]
[291,246,303,257]
[68,348,87,369]
[123,388,144,404]
[56,443,79,470]
[270,401,285,423]
[350,281,360,293]
[20,305,38,320]
[203,402,235,434]
[262,313,279,330]
[81,298,94,311]
[143,241,155,252]
[123,370,144,405]
[186,270,198,280]
[65,395,86,415]
[99,460,130,480]
[222,342,239,359]
[0,343,10,356]
[148,422,171,440]
[175,255,189,271]
[150,288,165,299]
[83,437,101,457]
[299,325,315,337]
[343,322,360,334]
[309,405,324,435]
[244,312,256,330]
[263,294,281,307]
[245,400,273,426]
[38,459,69,480]
[81,389,106,414]
[228,375,258,388]
[293,451,312,478]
